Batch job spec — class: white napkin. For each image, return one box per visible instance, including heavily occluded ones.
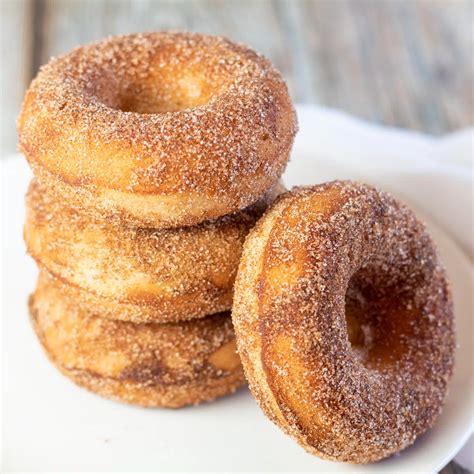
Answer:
[291,105,474,260]
[292,104,474,470]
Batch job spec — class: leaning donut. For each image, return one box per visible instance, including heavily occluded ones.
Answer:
[232,181,455,463]
[24,180,282,323]
[18,32,297,228]
[30,272,244,408]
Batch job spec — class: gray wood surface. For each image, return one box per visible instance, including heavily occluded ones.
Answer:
[2,0,473,157]
[1,1,472,471]
[0,0,33,155]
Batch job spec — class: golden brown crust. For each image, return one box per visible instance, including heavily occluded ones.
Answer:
[232,181,455,463]
[24,180,282,323]
[30,271,245,408]
[18,32,297,228]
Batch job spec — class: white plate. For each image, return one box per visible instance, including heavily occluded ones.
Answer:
[2,153,473,473]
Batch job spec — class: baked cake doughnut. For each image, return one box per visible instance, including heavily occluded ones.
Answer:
[25,180,282,323]
[232,181,455,463]
[30,272,245,408]
[18,32,297,228]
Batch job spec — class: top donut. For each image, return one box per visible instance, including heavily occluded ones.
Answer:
[18,32,298,228]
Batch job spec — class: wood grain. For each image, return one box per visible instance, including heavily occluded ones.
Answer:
[2,0,473,158]
[31,0,474,133]
[0,0,33,155]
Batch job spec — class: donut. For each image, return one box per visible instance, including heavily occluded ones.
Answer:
[24,180,283,323]
[30,272,245,408]
[232,181,455,463]
[18,32,297,228]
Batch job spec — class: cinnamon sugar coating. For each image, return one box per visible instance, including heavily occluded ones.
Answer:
[232,181,455,463]
[30,272,245,408]
[18,32,297,228]
[25,180,282,323]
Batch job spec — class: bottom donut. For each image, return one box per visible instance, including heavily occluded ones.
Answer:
[29,272,245,408]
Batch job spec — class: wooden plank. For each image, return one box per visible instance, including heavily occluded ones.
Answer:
[295,0,473,133]
[0,0,34,156]
[1,0,472,158]
[440,460,470,474]
[32,0,473,135]
[32,0,298,94]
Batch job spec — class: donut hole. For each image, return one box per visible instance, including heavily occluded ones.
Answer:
[93,55,229,114]
[344,283,375,358]
[117,73,216,114]
[344,267,418,369]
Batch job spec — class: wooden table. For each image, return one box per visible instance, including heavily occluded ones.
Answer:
[2,0,472,157]
[0,1,471,472]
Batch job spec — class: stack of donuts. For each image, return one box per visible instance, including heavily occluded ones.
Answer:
[18,32,455,464]
[18,32,297,408]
